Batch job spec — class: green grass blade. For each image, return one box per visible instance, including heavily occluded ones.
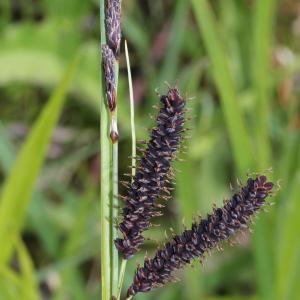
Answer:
[251,2,276,298]
[0,124,63,258]
[0,239,39,299]
[158,0,190,83]
[276,172,300,300]
[0,54,79,264]
[15,238,39,300]
[0,266,24,299]
[191,0,253,174]
[252,0,276,169]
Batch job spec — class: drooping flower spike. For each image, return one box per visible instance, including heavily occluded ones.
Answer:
[115,87,186,259]
[127,175,274,297]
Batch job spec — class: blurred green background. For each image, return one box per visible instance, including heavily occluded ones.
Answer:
[1,0,300,299]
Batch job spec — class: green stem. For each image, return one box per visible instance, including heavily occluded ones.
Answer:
[116,40,136,300]
[112,65,119,296]
[100,0,112,299]
[100,72,112,300]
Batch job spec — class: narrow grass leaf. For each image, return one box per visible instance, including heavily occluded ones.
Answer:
[251,2,276,298]
[0,123,62,257]
[115,40,136,300]
[158,0,190,83]
[15,238,39,300]
[252,0,276,169]
[277,172,300,300]
[191,0,253,174]
[0,55,79,264]
[0,266,23,299]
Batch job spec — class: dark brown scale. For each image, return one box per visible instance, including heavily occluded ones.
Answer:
[101,44,116,112]
[105,0,121,57]
[115,88,186,259]
[127,176,274,297]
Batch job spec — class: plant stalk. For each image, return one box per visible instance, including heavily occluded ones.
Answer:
[112,65,119,296]
[100,0,112,299]
[116,40,136,300]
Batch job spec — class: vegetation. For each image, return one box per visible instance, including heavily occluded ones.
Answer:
[0,0,300,299]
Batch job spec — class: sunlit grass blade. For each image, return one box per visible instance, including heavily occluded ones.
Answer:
[252,0,275,169]
[251,2,276,299]
[191,0,253,175]
[0,55,79,264]
[0,123,63,258]
[0,265,24,299]
[276,172,300,300]
[15,238,39,300]
[0,239,39,300]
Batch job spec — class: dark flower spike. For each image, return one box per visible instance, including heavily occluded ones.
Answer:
[127,175,274,297]
[105,0,121,58]
[101,44,116,112]
[115,87,186,259]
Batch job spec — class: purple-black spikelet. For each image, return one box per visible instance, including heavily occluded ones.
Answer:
[115,87,186,259]
[105,0,121,58]
[101,44,116,112]
[127,175,274,297]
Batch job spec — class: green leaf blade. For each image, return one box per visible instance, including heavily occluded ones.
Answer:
[191,0,253,175]
[0,55,79,264]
